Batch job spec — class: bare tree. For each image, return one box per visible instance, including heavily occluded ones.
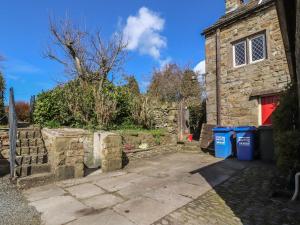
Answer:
[45,17,127,127]
[45,17,127,91]
[148,64,183,102]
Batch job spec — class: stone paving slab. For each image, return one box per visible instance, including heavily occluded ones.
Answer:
[82,193,124,209]
[94,173,147,191]
[66,183,105,199]
[24,152,251,225]
[56,171,128,188]
[30,196,88,225]
[24,184,66,202]
[67,209,135,225]
[113,196,173,225]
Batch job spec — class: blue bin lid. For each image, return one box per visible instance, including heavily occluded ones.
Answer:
[212,126,233,132]
[234,126,256,132]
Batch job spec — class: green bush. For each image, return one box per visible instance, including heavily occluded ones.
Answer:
[275,131,300,174]
[33,77,146,129]
[273,84,300,174]
[33,86,73,127]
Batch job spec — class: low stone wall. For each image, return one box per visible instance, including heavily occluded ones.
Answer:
[119,131,176,150]
[42,128,124,179]
[0,129,9,159]
[42,128,93,180]
[119,131,179,162]
[124,145,179,161]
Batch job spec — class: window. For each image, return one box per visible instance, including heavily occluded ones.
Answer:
[232,32,267,68]
[249,34,266,63]
[233,41,246,67]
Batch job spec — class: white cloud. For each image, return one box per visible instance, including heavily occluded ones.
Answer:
[194,60,205,75]
[123,7,166,60]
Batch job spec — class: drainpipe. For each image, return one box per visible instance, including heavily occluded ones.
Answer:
[215,29,221,125]
[292,172,300,201]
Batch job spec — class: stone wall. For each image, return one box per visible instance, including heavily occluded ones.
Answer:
[0,129,9,159]
[151,101,179,142]
[205,4,290,126]
[42,128,124,179]
[0,130,9,176]
[96,132,122,172]
[119,131,178,161]
[42,128,92,180]
[125,145,179,161]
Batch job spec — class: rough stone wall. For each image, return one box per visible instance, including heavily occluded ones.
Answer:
[120,132,176,150]
[42,128,92,180]
[125,145,179,161]
[151,101,178,143]
[0,130,9,159]
[205,5,290,126]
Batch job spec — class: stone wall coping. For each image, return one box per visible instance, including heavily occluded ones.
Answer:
[42,128,92,137]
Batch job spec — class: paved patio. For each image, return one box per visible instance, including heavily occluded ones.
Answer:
[23,152,250,225]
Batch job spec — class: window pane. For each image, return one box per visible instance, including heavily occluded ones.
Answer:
[234,42,246,66]
[251,35,265,62]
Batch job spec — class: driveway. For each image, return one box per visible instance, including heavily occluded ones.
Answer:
[23,152,249,225]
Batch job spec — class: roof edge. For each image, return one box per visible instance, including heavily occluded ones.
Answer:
[202,0,275,36]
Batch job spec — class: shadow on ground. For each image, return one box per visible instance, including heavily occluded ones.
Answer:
[0,159,10,177]
[189,160,300,225]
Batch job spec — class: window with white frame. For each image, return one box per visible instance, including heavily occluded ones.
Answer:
[232,33,267,68]
[233,41,246,67]
[249,34,266,63]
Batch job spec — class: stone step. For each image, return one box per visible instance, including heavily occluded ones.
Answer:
[17,128,42,139]
[16,146,47,156]
[0,147,47,159]
[16,138,44,148]
[17,172,55,189]
[16,154,48,165]
[182,146,200,150]
[183,141,200,147]
[15,163,50,177]
[16,164,51,177]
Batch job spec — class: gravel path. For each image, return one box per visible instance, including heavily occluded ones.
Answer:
[0,176,41,225]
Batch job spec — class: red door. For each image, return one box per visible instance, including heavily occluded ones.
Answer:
[261,95,279,125]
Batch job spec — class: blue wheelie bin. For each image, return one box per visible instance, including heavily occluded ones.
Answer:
[212,127,234,159]
[234,126,256,161]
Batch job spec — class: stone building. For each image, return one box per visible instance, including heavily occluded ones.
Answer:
[276,0,300,124]
[202,0,291,126]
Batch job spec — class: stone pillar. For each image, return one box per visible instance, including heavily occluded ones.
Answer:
[42,128,92,180]
[96,132,122,172]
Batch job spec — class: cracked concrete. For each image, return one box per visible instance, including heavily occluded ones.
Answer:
[23,152,249,225]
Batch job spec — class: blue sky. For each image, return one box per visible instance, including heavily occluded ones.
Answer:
[0,0,224,102]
